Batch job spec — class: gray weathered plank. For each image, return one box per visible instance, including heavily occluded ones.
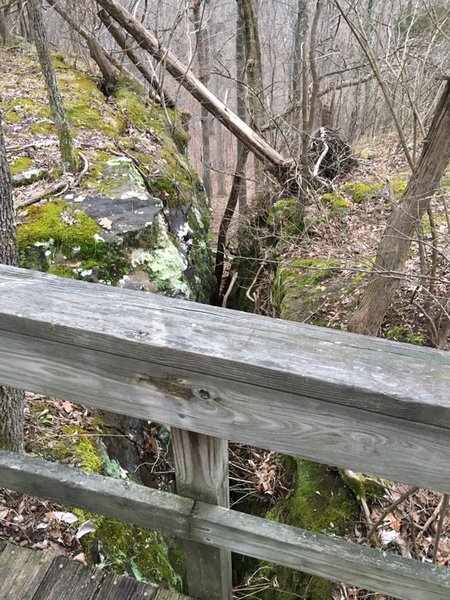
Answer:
[33,554,103,600]
[1,266,450,492]
[172,429,232,600]
[93,572,158,599]
[0,543,52,600]
[191,502,450,600]
[1,452,449,600]
[0,450,194,538]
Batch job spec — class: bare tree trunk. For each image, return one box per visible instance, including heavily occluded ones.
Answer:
[94,0,296,191]
[28,0,78,173]
[192,0,212,200]
[0,96,24,452]
[348,79,450,335]
[214,144,249,302]
[236,0,264,194]
[236,8,248,216]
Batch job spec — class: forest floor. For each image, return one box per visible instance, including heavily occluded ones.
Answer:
[2,42,450,600]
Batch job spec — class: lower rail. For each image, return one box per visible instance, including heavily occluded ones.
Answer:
[1,450,449,600]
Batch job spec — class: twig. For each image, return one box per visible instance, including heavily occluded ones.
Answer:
[16,180,68,208]
[416,498,443,542]
[222,271,238,308]
[360,487,419,544]
[246,256,269,303]
[432,494,449,564]
[73,151,89,187]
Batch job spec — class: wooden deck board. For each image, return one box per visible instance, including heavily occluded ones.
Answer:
[0,543,53,600]
[0,543,190,600]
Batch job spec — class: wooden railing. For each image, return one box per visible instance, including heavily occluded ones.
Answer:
[0,265,450,600]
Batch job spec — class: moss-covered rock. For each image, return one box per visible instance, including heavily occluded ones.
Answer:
[8,47,215,300]
[272,257,341,323]
[258,458,357,599]
[267,196,304,243]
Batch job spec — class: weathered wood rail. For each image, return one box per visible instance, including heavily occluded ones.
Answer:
[0,265,450,600]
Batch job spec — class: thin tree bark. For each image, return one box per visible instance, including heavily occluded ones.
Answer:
[236,9,248,216]
[28,0,78,173]
[214,144,249,301]
[236,0,264,196]
[348,79,450,335]
[94,0,296,191]
[192,0,212,199]
[0,95,24,452]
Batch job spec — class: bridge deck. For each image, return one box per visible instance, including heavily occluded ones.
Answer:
[0,542,190,600]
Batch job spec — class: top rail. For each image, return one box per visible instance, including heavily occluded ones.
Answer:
[1,265,450,492]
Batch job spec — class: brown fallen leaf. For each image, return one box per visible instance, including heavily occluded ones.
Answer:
[61,400,75,414]
[99,216,112,230]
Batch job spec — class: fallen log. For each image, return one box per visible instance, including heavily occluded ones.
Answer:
[94,0,298,191]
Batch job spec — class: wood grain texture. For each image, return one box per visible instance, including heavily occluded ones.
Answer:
[191,503,450,600]
[0,450,194,538]
[172,429,232,600]
[1,266,450,492]
[1,454,449,600]
[0,543,52,600]
[32,555,102,600]
[87,572,158,599]
[0,544,189,600]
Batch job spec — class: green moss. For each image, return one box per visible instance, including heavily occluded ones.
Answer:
[386,325,425,345]
[322,192,351,216]
[267,196,304,243]
[343,180,383,204]
[270,458,357,533]
[441,172,450,189]
[258,458,357,599]
[51,53,68,69]
[10,156,33,175]
[18,200,101,260]
[358,148,376,159]
[56,70,123,136]
[322,192,349,209]
[71,509,184,589]
[3,109,21,124]
[130,214,191,297]
[115,87,151,130]
[390,175,408,198]
[29,122,57,135]
[273,258,339,320]
[340,470,385,500]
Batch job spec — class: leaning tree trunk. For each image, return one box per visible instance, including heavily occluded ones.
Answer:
[28,0,78,173]
[348,78,450,335]
[94,0,297,192]
[0,96,25,452]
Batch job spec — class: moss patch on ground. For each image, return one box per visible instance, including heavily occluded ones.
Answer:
[343,180,383,203]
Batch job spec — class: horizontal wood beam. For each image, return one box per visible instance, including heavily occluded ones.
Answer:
[0,450,193,538]
[1,450,449,600]
[1,266,450,492]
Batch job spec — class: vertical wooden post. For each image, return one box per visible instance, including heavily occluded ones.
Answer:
[172,428,232,600]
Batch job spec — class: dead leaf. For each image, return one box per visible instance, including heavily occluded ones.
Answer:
[61,401,75,414]
[76,519,96,539]
[73,552,87,566]
[99,217,112,230]
[53,511,78,525]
